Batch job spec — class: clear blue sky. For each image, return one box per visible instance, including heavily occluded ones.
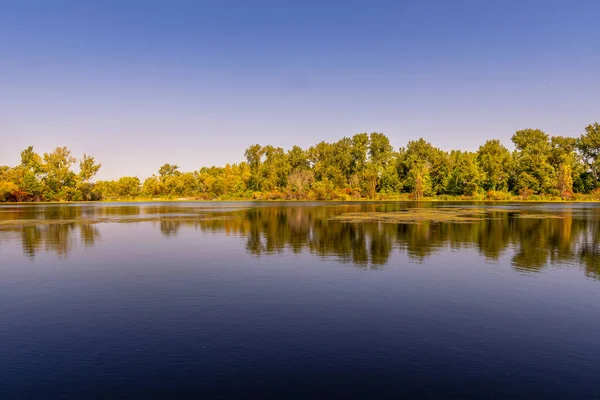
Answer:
[2,0,599,179]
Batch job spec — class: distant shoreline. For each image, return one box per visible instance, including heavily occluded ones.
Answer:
[2,198,600,205]
[3,125,600,203]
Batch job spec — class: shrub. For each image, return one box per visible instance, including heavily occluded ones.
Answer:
[518,188,534,199]
[588,189,600,201]
[486,190,512,201]
[562,190,574,200]
[310,180,336,200]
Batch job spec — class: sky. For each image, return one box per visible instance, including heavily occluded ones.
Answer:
[1,0,599,180]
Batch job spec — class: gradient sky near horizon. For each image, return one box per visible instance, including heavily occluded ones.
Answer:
[2,0,599,180]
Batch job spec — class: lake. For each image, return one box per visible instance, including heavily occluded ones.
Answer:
[1,202,599,398]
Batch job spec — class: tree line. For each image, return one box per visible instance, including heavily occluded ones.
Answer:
[1,122,600,202]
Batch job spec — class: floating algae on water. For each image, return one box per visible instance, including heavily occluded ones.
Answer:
[0,215,237,229]
[331,208,488,224]
[516,214,564,219]
[0,207,566,229]
[330,208,564,224]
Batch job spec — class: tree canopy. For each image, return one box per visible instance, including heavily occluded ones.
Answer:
[2,123,600,202]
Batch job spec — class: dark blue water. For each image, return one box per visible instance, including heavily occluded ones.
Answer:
[1,202,599,398]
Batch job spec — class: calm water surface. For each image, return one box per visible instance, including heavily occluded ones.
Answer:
[1,202,599,398]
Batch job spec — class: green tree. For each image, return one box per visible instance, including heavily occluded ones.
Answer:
[399,138,447,195]
[117,176,141,197]
[406,162,432,199]
[142,175,164,197]
[446,151,484,196]
[76,154,102,200]
[549,136,578,195]
[20,146,43,172]
[512,129,554,193]
[477,140,512,191]
[18,146,44,200]
[366,133,397,194]
[287,145,309,172]
[78,154,102,182]
[0,181,19,202]
[158,163,180,180]
[42,147,77,199]
[245,144,265,191]
[350,133,369,178]
[262,146,290,190]
[368,132,394,169]
[556,163,573,197]
[577,122,600,187]
[379,162,402,194]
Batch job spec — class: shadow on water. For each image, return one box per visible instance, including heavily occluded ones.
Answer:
[1,202,599,279]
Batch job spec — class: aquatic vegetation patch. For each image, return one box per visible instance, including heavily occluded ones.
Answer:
[331,208,564,224]
[516,214,564,219]
[0,215,237,229]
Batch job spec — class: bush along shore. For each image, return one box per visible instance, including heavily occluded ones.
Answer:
[2,123,600,202]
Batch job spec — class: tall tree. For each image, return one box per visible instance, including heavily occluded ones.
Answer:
[407,162,431,199]
[399,138,447,195]
[20,146,43,172]
[368,133,394,169]
[549,136,578,195]
[350,133,369,178]
[476,140,512,191]
[158,163,179,180]
[447,151,484,196]
[245,144,264,191]
[42,147,77,198]
[511,129,554,194]
[17,146,44,200]
[287,145,309,172]
[577,122,600,187]
[78,154,102,182]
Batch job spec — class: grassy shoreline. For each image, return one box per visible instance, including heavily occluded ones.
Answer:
[2,197,600,205]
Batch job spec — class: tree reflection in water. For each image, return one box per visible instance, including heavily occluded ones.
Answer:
[1,203,598,279]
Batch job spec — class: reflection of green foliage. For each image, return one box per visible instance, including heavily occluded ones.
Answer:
[3,204,599,279]
[577,216,600,279]
[19,223,78,259]
[80,224,101,247]
[158,220,180,237]
[579,243,600,279]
